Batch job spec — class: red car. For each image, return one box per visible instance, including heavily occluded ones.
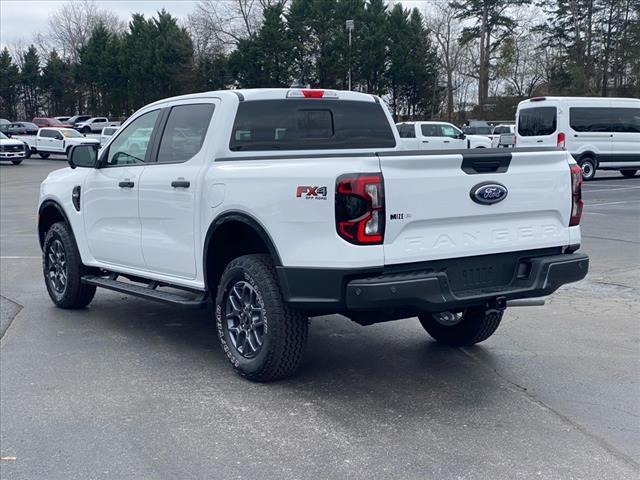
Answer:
[32,117,65,128]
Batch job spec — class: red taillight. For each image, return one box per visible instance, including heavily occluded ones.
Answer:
[569,164,583,226]
[557,132,566,149]
[335,173,385,245]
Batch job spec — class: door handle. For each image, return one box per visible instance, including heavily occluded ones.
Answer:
[537,139,543,143]
[443,140,451,143]
[422,140,429,143]
[118,180,134,188]
[171,179,190,188]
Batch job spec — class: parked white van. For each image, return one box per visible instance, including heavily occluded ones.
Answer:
[515,97,640,179]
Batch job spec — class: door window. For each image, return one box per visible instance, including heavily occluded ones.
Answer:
[105,110,160,166]
[420,124,440,137]
[440,125,460,138]
[611,108,640,133]
[518,107,557,136]
[157,104,214,163]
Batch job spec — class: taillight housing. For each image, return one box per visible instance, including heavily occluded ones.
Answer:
[569,164,583,226]
[335,173,385,245]
[557,132,566,149]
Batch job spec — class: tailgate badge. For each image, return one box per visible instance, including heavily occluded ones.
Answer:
[471,182,508,205]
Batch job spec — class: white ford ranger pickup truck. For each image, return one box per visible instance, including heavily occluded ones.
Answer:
[38,88,589,381]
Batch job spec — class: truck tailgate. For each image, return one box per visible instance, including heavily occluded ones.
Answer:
[378,149,573,265]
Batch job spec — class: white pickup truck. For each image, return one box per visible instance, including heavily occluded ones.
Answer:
[397,121,492,150]
[0,132,27,164]
[75,117,121,134]
[37,88,588,381]
[19,127,100,159]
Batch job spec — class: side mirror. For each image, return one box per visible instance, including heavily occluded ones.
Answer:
[457,133,466,140]
[68,144,98,169]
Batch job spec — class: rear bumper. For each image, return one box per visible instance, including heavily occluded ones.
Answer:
[277,249,588,313]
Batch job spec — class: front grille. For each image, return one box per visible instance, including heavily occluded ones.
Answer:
[0,145,24,152]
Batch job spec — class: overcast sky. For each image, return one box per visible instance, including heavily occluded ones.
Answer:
[0,0,432,48]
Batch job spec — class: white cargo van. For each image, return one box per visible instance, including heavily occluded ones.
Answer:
[515,97,640,179]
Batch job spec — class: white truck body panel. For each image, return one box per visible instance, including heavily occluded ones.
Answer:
[39,89,580,292]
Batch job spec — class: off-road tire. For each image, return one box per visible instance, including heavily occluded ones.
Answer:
[418,307,503,346]
[621,169,637,178]
[579,157,596,181]
[215,254,308,382]
[43,221,96,309]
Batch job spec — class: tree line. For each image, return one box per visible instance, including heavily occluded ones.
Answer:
[0,0,638,123]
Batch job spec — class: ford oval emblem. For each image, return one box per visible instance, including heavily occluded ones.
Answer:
[470,182,508,205]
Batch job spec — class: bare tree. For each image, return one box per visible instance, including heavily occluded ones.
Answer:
[426,2,468,121]
[495,8,546,97]
[47,0,125,62]
[188,0,289,54]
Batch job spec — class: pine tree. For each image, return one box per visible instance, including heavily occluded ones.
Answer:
[0,48,20,119]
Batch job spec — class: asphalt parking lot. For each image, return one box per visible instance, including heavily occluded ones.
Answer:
[1,157,638,479]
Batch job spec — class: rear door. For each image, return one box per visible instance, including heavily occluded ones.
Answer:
[138,100,217,279]
[516,103,558,147]
[567,102,613,157]
[379,149,573,265]
[419,124,444,149]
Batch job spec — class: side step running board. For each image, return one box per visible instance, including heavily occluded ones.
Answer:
[81,275,207,309]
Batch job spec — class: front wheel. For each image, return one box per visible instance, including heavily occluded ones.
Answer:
[579,158,596,180]
[82,126,91,134]
[11,160,23,165]
[418,306,503,346]
[215,254,308,382]
[43,222,96,309]
[23,147,31,158]
[39,152,50,159]
[621,169,637,178]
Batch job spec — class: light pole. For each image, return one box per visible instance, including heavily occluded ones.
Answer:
[346,19,354,91]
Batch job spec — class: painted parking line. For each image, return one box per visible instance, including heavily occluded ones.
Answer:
[584,200,640,207]
[584,186,640,193]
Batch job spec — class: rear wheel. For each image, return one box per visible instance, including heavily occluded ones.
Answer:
[418,307,503,346]
[215,254,308,382]
[621,169,637,178]
[579,157,596,180]
[42,222,96,309]
[39,152,50,159]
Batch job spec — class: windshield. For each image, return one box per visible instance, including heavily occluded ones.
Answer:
[62,129,83,138]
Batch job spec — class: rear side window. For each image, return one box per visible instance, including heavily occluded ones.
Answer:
[39,129,55,138]
[570,108,611,132]
[493,126,511,134]
[229,100,396,151]
[157,104,214,163]
[518,107,557,136]
[397,124,416,138]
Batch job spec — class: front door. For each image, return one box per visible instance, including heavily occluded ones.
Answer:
[419,124,444,149]
[82,109,162,269]
[439,124,466,149]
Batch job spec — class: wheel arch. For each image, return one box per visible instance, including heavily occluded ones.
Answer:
[575,151,598,167]
[203,211,282,293]
[38,200,72,249]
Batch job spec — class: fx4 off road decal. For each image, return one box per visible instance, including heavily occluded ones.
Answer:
[296,186,328,200]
